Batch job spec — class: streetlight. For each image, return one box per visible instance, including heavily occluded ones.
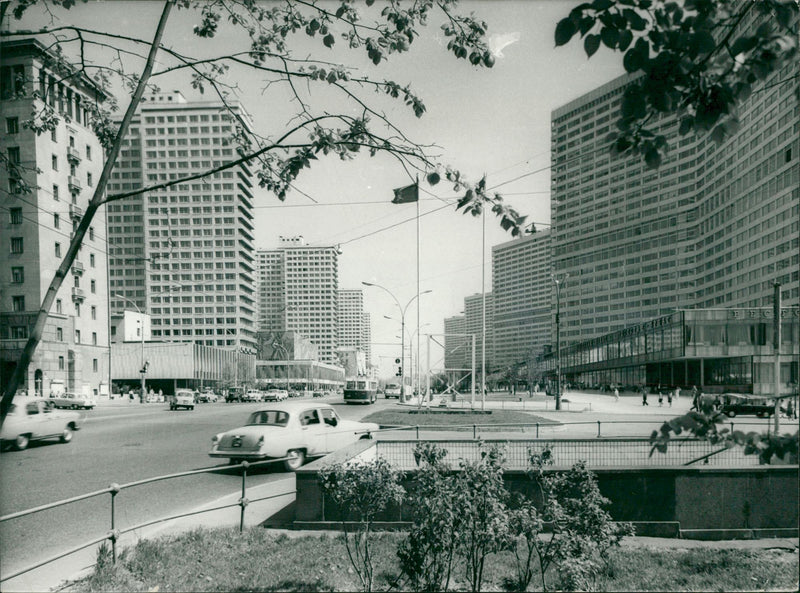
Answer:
[396,322,431,397]
[115,293,146,404]
[363,282,432,402]
[551,274,569,411]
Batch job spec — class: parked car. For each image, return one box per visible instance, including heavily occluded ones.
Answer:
[719,394,775,418]
[209,402,379,471]
[264,389,289,402]
[169,389,195,411]
[226,388,244,403]
[50,392,96,410]
[0,399,81,450]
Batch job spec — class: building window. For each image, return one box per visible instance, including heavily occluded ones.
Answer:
[54,213,60,228]
[89,227,94,240]
[51,127,57,142]
[52,155,58,170]
[10,207,22,224]
[92,332,97,345]
[56,299,62,313]
[92,358,98,372]
[87,172,92,187]
[91,305,96,320]
[55,242,61,257]
[90,253,95,267]
[12,295,25,311]
[11,237,23,254]
[58,356,65,370]
[7,146,20,164]
[57,327,63,341]
[75,302,80,316]
[53,184,60,201]
[90,279,96,293]
[5,117,18,134]
[86,145,92,160]
[75,330,81,344]
[11,267,23,283]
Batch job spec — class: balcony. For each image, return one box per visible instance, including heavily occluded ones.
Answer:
[68,175,82,192]
[71,260,84,275]
[67,146,82,164]
[71,287,85,302]
[69,203,83,220]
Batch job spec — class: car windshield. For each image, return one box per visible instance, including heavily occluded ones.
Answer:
[247,410,289,426]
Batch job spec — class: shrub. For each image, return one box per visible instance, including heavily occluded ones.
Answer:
[318,458,405,592]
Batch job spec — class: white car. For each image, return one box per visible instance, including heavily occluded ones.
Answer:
[264,389,288,402]
[242,389,263,402]
[169,389,195,410]
[50,392,96,410]
[209,401,379,471]
[0,399,81,450]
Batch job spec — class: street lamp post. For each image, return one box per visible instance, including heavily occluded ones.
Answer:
[363,282,432,402]
[115,294,146,404]
[551,274,569,411]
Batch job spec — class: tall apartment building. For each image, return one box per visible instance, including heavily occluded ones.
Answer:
[1,39,110,396]
[551,17,798,345]
[443,314,467,372]
[361,312,372,368]
[106,91,257,350]
[256,237,340,364]
[463,292,494,376]
[337,289,372,366]
[492,230,552,370]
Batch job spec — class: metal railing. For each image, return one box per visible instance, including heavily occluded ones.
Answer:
[0,458,294,584]
[374,437,760,470]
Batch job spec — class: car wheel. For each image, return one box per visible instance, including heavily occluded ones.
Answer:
[726,410,736,418]
[284,449,306,471]
[15,434,30,451]
[170,404,175,410]
[756,411,765,418]
[190,406,194,410]
[60,426,73,443]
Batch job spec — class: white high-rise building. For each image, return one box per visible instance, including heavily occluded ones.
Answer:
[256,237,340,364]
[106,90,257,350]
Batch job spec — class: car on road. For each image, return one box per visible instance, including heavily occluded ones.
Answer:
[719,394,775,418]
[242,389,263,403]
[50,392,96,410]
[0,399,81,450]
[264,389,289,402]
[197,389,219,403]
[209,401,379,471]
[169,389,196,411]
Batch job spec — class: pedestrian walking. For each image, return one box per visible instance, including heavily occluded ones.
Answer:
[667,390,673,407]
[642,385,649,406]
[691,385,699,411]
[614,387,619,402]
[675,386,681,400]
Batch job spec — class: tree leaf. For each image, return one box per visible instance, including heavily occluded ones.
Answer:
[584,34,601,58]
[644,146,661,169]
[555,18,578,47]
[623,8,647,31]
[730,36,757,57]
[618,29,633,51]
[600,26,619,49]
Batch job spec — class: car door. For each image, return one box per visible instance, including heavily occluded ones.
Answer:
[320,407,351,451]
[297,408,325,455]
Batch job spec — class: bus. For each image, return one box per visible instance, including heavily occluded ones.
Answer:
[344,377,378,404]
[384,383,402,399]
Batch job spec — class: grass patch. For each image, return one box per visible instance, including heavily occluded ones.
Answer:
[361,409,560,429]
[72,528,799,592]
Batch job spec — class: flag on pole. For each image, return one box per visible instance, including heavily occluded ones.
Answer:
[391,183,419,204]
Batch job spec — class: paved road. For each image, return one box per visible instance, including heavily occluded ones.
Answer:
[0,395,393,589]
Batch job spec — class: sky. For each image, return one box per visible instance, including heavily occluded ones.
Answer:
[12,1,626,378]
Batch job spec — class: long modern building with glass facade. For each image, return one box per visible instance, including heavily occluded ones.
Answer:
[535,307,798,396]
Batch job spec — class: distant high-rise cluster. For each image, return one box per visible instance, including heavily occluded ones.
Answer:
[336,289,371,367]
[106,90,257,351]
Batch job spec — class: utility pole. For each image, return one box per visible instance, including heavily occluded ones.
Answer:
[773,282,781,434]
[552,274,569,411]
